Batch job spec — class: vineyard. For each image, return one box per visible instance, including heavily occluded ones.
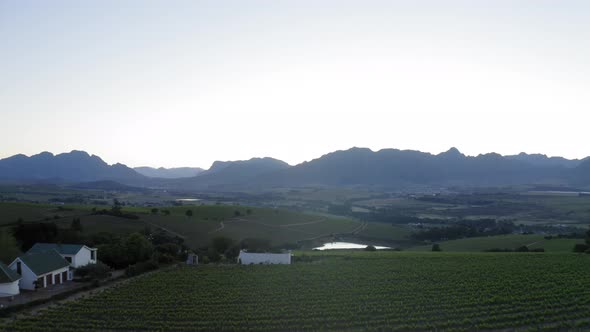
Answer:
[3,252,590,331]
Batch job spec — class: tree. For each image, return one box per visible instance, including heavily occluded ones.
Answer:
[234,210,241,217]
[124,233,154,263]
[75,262,111,280]
[186,210,193,217]
[212,237,234,255]
[432,244,442,252]
[0,230,21,264]
[151,208,159,215]
[71,218,82,232]
[246,209,253,215]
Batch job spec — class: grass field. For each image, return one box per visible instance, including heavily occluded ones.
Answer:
[0,203,363,249]
[3,252,590,331]
[409,234,583,252]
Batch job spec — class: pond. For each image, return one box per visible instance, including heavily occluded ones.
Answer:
[313,242,390,250]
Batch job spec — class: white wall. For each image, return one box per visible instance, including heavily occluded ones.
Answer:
[9,259,69,290]
[238,252,291,265]
[9,259,37,291]
[72,247,97,268]
[0,280,20,297]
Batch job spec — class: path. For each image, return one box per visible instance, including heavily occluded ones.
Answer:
[145,221,186,239]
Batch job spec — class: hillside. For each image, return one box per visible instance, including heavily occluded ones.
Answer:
[0,151,145,184]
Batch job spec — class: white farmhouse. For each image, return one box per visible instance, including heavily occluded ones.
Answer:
[27,243,97,268]
[238,250,292,265]
[0,262,21,297]
[9,250,71,290]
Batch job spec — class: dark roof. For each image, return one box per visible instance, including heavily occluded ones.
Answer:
[18,250,70,276]
[0,261,20,283]
[28,243,90,255]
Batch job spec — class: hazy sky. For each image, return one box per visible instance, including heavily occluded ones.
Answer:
[1,1,589,168]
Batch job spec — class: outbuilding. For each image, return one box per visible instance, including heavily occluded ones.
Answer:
[237,250,292,265]
[186,253,198,265]
[9,250,71,290]
[0,262,21,297]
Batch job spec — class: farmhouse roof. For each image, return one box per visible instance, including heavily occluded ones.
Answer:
[28,243,92,255]
[18,250,70,276]
[0,261,21,283]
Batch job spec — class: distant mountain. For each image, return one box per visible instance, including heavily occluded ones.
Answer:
[251,147,574,189]
[505,153,583,168]
[2,148,590,191]
[0,151,145,184]
[134,166,204,179]
[175,157,290,190]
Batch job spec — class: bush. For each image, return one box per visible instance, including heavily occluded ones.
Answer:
[431,244,441,252]
[573,243,590,253]
[125,260,159,277]
[515,246,529,252]
[75,262,112,280]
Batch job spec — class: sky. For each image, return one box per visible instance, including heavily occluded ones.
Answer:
[1,1,589,169]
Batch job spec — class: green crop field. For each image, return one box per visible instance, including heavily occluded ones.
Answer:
[0,203,362,249]
[409,234,585,252]
[3,252,590,331]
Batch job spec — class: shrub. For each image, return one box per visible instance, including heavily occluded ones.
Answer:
[432,244,441,252]
[75,262,112,280]
[573,244,590,253]
[125,260,159,277]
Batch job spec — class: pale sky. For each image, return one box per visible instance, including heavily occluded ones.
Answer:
[1,1,589,168]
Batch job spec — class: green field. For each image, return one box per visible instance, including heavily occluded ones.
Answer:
[0,203,363,249]
[3,252,590,331]
[409,234,584,252]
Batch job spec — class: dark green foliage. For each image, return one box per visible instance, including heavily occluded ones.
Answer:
[212,237,234,254]
[0,230,21,264]
[432,244,441,252]
[12,222,59,251]
[74,262,111,280]
[151,208,159,215]
[240,238,272,252]
[515,245,529,252]
[125,260,158,277]
[185,210,193,217]
[156,243,180,256]
[98,233,154,269]
[71,218,82,232]
[234,210,241,217]
[573,243,590,253]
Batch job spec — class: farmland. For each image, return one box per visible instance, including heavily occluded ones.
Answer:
[3,252,590,331]
[0,202,362,249]
[409,234,585,252]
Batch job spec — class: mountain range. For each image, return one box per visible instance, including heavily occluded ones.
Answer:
[1,148,590,191]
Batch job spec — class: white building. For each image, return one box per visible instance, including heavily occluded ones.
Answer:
[186,253,198,265]
[27,243,97,268]
[0,262,21,297]
[238,250,292,265]
[9,250,71,290]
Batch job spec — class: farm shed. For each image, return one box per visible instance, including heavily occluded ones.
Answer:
[9,250,71,290]
[238,251,292,265]
[0,262,21,297]
[186,253,198,265]
[27,243,97,268]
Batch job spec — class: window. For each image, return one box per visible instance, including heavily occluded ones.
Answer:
[16,261,21,274]
[65,256,72,263]
[91,250,96,260]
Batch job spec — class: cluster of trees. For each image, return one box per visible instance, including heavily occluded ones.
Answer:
[12,218,87,252]
[96,228,186,269]
[194,237,289,264]
[411,219,515,242]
